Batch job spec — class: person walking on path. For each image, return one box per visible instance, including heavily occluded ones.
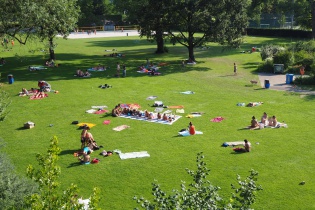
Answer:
[234,63,237,75]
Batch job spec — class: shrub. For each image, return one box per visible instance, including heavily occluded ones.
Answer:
[257,59,274,73]
[273,50,293,69]
[260,45,285,61]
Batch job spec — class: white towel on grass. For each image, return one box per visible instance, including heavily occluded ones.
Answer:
[119,151,150,160]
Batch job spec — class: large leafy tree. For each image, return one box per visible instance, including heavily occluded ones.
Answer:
[134,152,262,209]
[77,0,108,26]
[137,0,172,53]
[0,0,39,45]
[168,0,249,62]
[26,136,100,209]
[34,0,80,60]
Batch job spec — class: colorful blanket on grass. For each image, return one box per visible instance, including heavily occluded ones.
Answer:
[210,116,225,122]
[29,94,48,100]
[87,67,105,71]
[118,114,182,125]
[77,123,96,128]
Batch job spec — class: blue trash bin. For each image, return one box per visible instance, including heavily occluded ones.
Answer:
[8,74,14,84]
[264,79,270,88]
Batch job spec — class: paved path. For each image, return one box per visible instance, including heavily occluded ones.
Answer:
[62,30,140,39]
[258,73,315,95]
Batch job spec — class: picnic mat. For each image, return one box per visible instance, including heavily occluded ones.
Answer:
[178,130,203,136]
[77,123,96,128]
[210,116,225,122]
[29,66,47,71]
[167,105,184,109]
[186,114,202,118]
[118,115,182,125]
[103,120,111,125]
[176,109,185,113]
[113,125,130,131]
[119,151,150,160]
[146,96,157,100]
[29,94,48,100]
[94,110,108,114]
[91,105,108,109]
[180,91,195,94]
[87,68,105,71]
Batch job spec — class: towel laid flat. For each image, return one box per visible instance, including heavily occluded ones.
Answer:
[119,151,150,160]
[210,116,225,122]
[178,130,203,136]
[118,115,181,125]
[113,125,130,131]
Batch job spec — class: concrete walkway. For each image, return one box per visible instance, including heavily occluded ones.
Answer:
[258,73,315,95]
[61,30,140,39]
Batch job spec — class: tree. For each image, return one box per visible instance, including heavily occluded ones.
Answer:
[77,0,107,26]
[136,0,172,53]
[134,152,262,209]
[26,136,100,210]
[0,0,39,45]
[0,139,37,209]
[167,0,249,61]
[33,0,80,60]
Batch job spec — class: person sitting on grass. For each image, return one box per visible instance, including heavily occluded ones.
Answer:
[162,113,168,121]
[78,147,91,164]
[233,139,251,153]
[189,122,196,135]
[268,115,278,127]
[261,112,268,125]
[76,69,85,77]
[250,116,259,129]
[84,70,91,77]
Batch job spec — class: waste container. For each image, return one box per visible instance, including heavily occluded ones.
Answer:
[8,74,14,84]
[286,74,294,84]
[264,79,270,88]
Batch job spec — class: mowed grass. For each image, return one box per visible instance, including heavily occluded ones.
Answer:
[0,35,315,209]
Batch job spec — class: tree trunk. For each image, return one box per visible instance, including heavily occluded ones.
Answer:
[49,37,55,60]
[312,0,315,38]
[155,29,164,54]
[188,33,195,61]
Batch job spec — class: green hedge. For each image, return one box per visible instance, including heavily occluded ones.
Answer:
[246,28,312,38]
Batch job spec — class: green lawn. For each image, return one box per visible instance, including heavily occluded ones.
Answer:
[0,35,315,209]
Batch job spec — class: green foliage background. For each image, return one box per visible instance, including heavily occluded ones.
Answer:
[0,34,314,209]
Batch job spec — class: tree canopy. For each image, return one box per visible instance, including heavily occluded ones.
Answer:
[168,0,249,61]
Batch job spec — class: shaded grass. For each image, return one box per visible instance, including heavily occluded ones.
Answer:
[0,35,315,209]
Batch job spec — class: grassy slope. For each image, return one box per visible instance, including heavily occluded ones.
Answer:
[0,35,315,209]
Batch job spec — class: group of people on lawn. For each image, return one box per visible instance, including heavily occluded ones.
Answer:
[111,104,176,123]
[250,112,278,129]
[19,80,51,98]
[75,69,91,77]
